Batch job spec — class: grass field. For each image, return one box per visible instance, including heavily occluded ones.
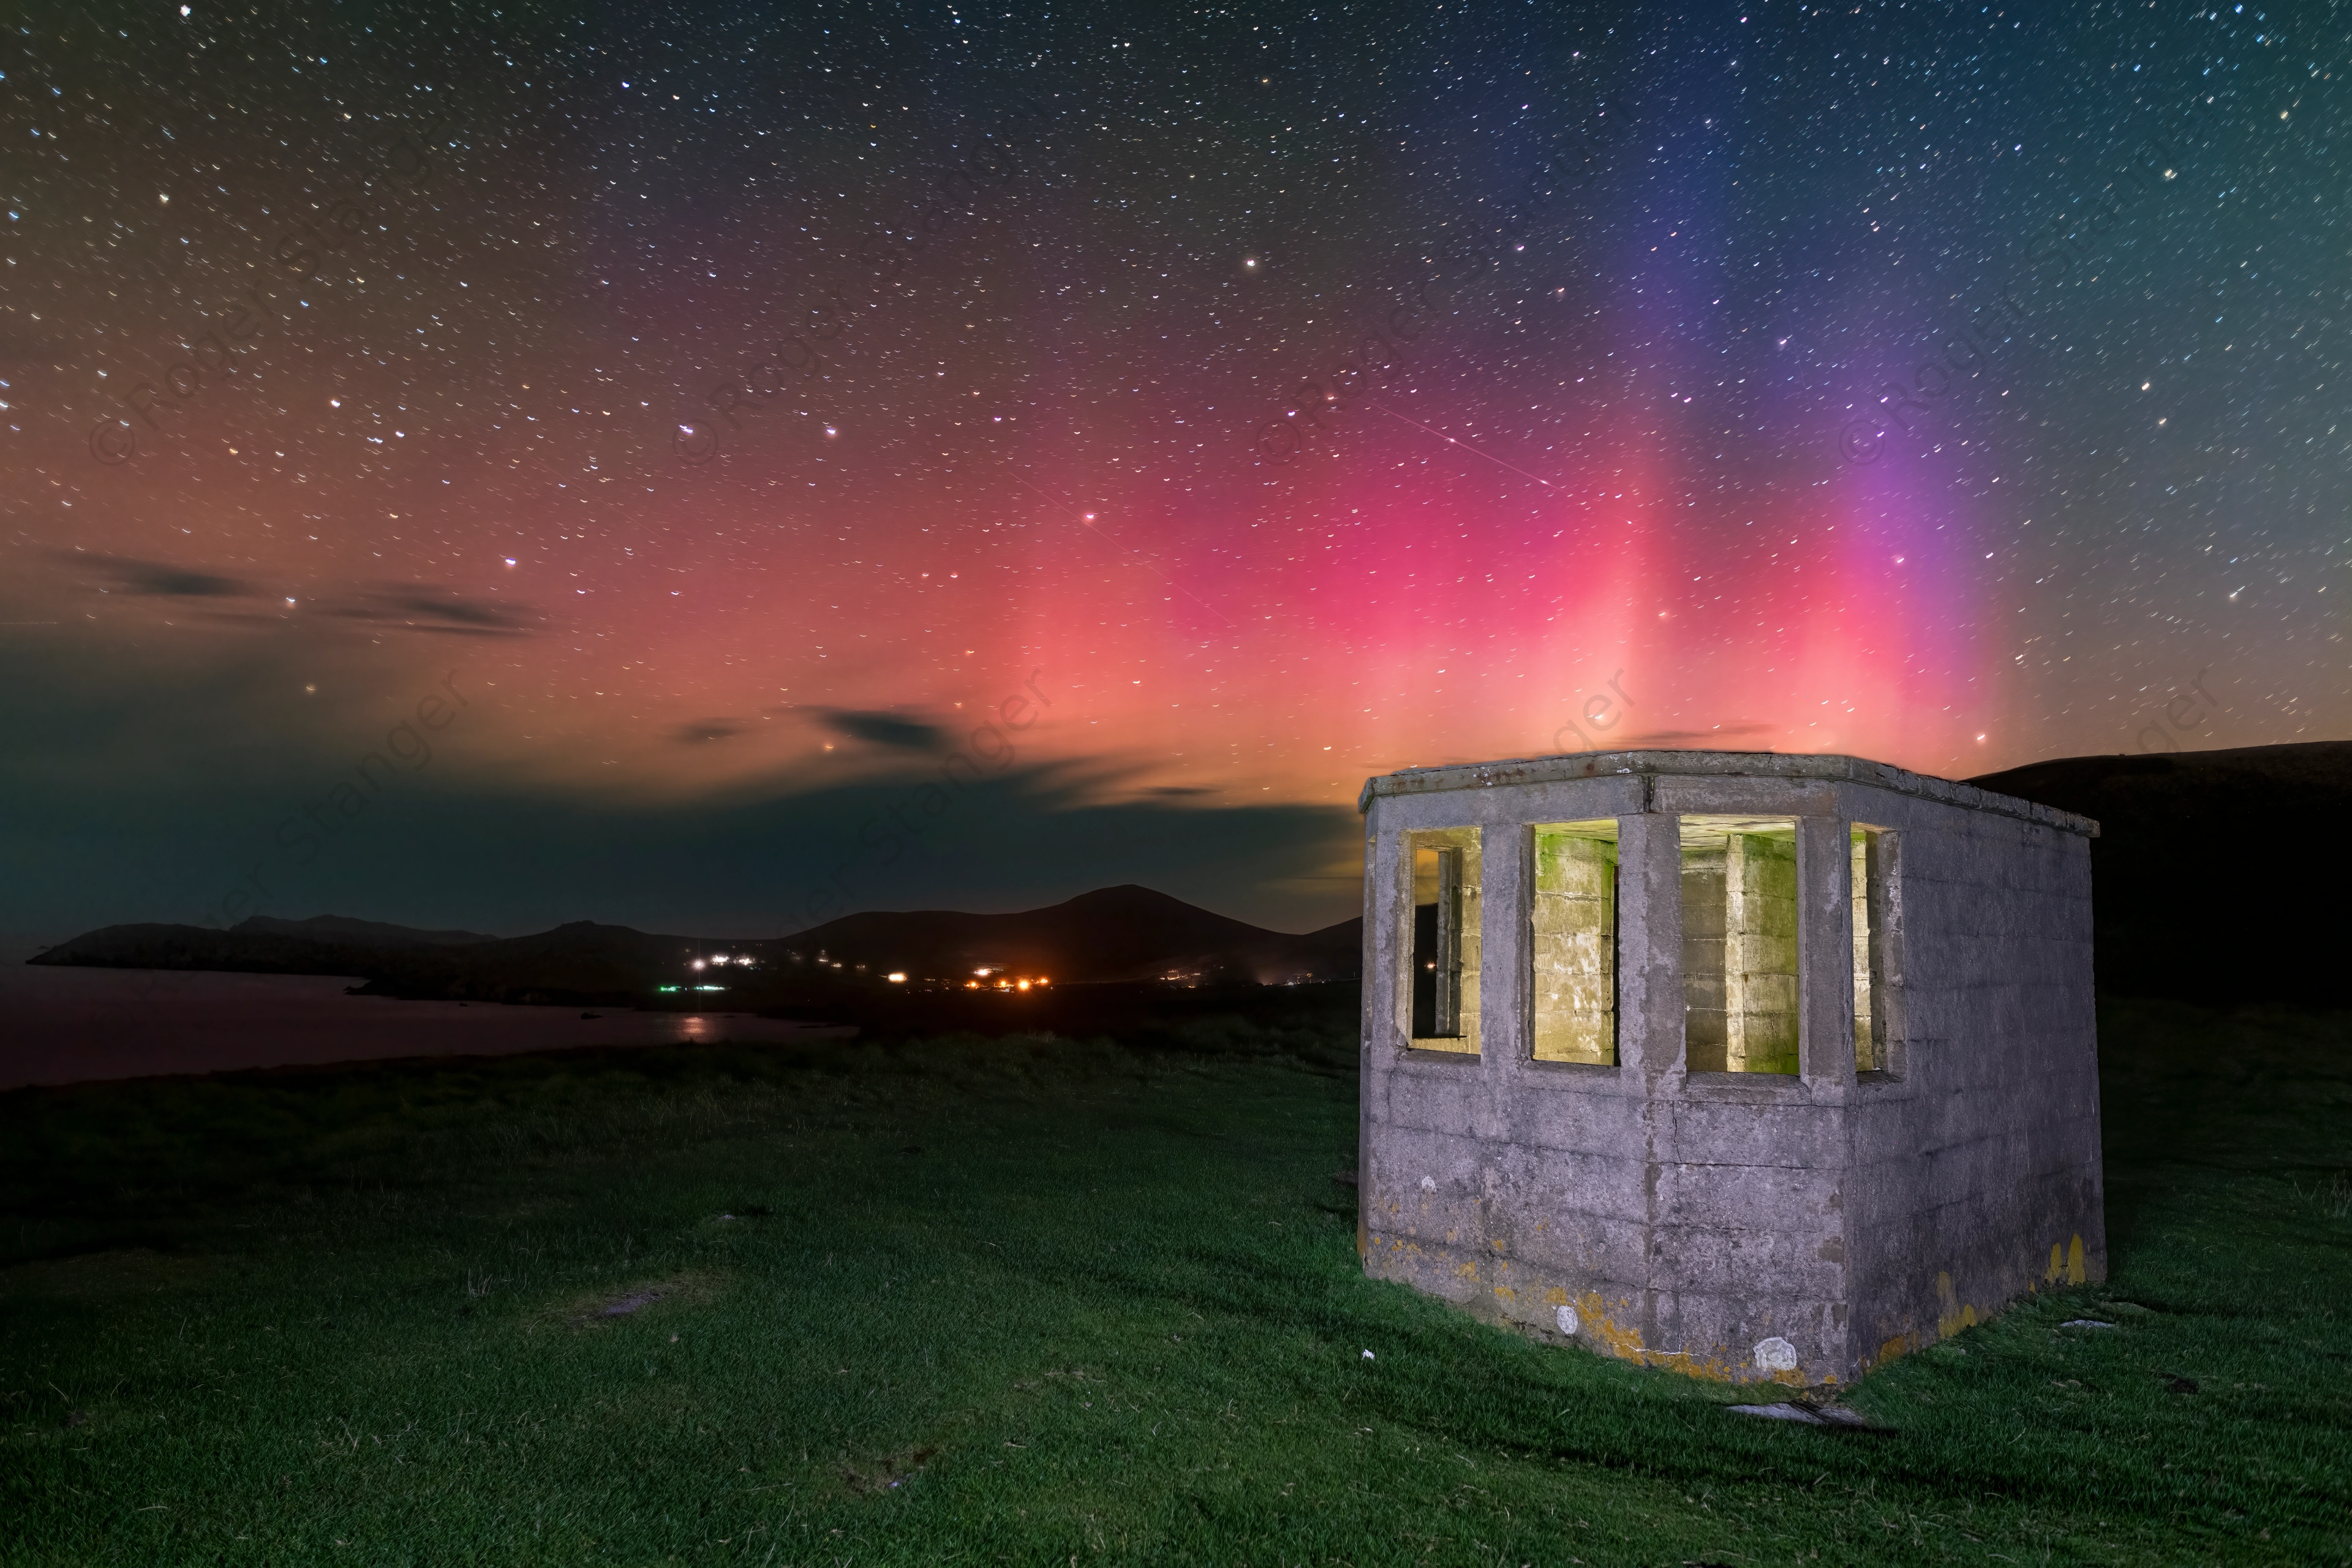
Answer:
[2,992,2348,1566]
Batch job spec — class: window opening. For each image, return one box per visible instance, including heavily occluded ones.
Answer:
[1681,816,1799,1074]
[1408,829,1480,1053]
[1852,825,1893,1074]
[1531,820,1618,1065]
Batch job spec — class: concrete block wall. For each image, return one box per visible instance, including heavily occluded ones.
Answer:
[1840,801,2103,1367]
[1357,752,2103,1388]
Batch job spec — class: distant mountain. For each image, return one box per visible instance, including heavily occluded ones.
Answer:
[785,885,1359,986]
[45,731,2346,1012]
[235,914,494,948]
[1971,739,2351,1005]
[28,887,1363,1005]
[25,917,687,1005]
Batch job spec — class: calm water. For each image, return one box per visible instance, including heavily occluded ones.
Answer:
[0,966,850,1090]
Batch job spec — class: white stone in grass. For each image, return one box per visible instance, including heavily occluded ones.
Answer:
[1362,1349,1374,1360]
[1752,1336,1799,1373]
[2060,1318,2117,1329]
[1727,1402,1872,1429]
[1728,1401,1821,1423]
[1555,1303,1580,1335]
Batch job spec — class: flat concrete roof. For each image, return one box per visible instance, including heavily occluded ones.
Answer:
[1357,749,2099,838]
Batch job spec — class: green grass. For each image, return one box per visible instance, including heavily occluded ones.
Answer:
[2,997,2348,1566]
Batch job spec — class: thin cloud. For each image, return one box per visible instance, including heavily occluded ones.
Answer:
[70,554,248,598]
[327,584,535,637]
[818,709,948,752]
[1606,723,1776,747]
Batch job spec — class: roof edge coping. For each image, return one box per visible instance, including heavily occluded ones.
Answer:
[1354,748,2099,838]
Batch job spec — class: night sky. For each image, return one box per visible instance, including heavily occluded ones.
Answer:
[2,0,2344,948]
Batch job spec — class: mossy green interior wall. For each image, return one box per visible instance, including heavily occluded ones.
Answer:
[1852,829,1880,1072]
[1681,818,1798,1075]
[1725,831,1800,1074]
[1531,823,1617,1065]
[1680,845,1728,1069]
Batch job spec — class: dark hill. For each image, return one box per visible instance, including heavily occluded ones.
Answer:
[236,914,494,948]
[29,888,1362,1005]
[785,884,1358,985]
[29,918,715,1006]
[1970,739,2352,1005]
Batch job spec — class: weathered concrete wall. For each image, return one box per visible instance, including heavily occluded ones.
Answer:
[1840,801,2105,1370]
[1357,753,2103,1389]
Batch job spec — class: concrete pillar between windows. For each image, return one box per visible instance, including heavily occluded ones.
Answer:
[1798,815,1858,1087]
[1480,820,1529,1072]
[1617,810,1684,1080]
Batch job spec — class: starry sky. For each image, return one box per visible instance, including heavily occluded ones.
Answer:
[2,0,2345,947]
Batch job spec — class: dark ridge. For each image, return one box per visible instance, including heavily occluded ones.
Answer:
[234,914,496,948]
[781,884,1359,986]
[28,886,1363,1008]
[1970,739,2352,1005]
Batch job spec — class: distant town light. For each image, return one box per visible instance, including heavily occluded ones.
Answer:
[1017,979,1031,990]
[692,959,706,970]
[888,972,907,983]
[694,984,725,992]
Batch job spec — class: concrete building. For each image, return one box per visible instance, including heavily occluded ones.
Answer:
[1355,750,2104,1388]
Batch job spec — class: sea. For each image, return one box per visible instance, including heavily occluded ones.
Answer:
[0,965,848,1091]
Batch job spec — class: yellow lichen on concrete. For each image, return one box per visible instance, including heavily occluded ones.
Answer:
[1874,1332,1919,1368]
[2038,1234,2089,1286]
[1530,1287,1795,1384]
[1935,1270,1981,1338]
[1640,1347,1741,1383]
[1574,1290,1649,1363]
